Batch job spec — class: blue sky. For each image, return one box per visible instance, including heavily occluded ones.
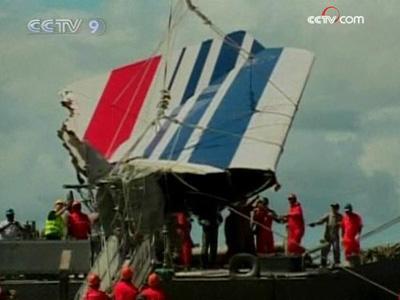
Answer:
[0,0,399,249]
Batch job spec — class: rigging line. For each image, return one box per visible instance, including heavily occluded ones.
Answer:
[160,105,292,155]
[184,0,251,60]
[167,125,183,160]
[110,119,158,175]
[170,172,301,247]
[182,188,308,250]
[170,172,199,192]
[106,58,159,157]
[158,0,175,119]
[110,0,185,108]
[255,109,293,119]
[312,215,400,261]
[165,115,282,147]
[163,0,174,89]
[339,266,398,297]
[185,0,300,109]
[185,189,296,245]
[171,120,290,153]
[268,78,297,107]
[108,1,188,145]
[361,215,400,240]
[247,122,291,130]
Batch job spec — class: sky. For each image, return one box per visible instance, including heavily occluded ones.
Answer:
[0,0,399,249]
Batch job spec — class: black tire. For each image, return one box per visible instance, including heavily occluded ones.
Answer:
[229,253,259,278]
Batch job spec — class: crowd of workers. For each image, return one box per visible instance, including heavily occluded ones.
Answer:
[173,193,363,269]
[0,199,92,241]
[0,193,363,268]
[0,192,368,299]
[0,203,165,300]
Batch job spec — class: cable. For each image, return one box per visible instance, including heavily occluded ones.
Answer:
[165,115,282,147]
[107,0,189,163]
[171,172,307,251]
[185,0,252,60]
[361,216,400,241]
[340,266,398,297]
[184,0,299,109]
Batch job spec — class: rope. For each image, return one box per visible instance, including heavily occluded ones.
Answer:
[361,216,400,240]
[185,0,252,60]
[107,0,188,165]
[104,0,187,156]
[110,119,157,175]
[158,0,175,119]
[171,171,399,298]
[163,0,174,89]
[312,213,400,261]
[193,192,287,240]
[167,125,183,159]
[184,0,299,109]
[172,175,307,251]
[165,115,282,147]
[340,266,398,297]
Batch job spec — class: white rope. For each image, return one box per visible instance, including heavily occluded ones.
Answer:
[107,1,189,166]
[184,0,299,109]
[174,178,303,248]
[361,216,400,240]
[110,119,157,175]
[165,115,282,147]
[185,0,252,60]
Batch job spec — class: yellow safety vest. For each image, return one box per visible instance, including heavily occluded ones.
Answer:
[44,214,64,238]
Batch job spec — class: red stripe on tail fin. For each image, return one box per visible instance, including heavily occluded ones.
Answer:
[84,56,161,159]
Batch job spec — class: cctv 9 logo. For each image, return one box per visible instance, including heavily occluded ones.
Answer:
[27,18,106,35]
[88,19,106,35]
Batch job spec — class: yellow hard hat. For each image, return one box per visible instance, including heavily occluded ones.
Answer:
[54,199,65,206]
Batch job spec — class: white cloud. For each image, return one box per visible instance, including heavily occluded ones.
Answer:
[325,131,356,143]
[359,137,400,178]
[362,106,400,123]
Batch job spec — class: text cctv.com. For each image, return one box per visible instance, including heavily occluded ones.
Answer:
[307,15,365,25]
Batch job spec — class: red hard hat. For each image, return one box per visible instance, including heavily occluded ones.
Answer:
[121,266,134,280]
[72,201,81,209]
[87,273,101,288]
[148,273,160,288]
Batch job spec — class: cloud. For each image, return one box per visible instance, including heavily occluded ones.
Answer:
[0,2,167,222]
[359,137,400,179]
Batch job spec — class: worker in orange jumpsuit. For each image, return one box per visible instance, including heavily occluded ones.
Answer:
[175,212,192,269]
[84,273,110,300]
[252,197,278,254]
[113,266,138,300]
[138,273,166,300]
[68,201,91,240]
[342,204,363,260]
[281,193,305,255]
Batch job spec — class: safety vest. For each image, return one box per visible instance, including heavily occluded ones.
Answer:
[44,214,64,238]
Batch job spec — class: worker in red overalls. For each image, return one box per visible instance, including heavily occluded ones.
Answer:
[342,204,363,261]
[175,212,192,269]
[138,273,166,300]
[68,201,91,240]
[281,193,305,255]
[113,266,138,300]
[252,197,278,254]
[84,273,110,300]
